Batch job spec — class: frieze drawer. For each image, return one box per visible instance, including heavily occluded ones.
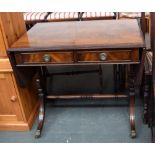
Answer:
[15,52,73,64]
[78,49,139,63]
[15,49,139,65]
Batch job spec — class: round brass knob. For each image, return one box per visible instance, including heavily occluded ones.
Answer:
[10,96,17,102]
[43,54,51,62]
[99,52,107,61]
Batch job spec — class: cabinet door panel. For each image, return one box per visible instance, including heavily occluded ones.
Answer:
[0,27,6,57]
[0,73,23,121]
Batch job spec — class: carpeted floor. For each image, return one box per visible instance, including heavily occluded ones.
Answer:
[0,65,151,143]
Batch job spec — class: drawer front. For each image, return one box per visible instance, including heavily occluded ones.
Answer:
[15,52,73,64]
[78,49,139,62]
[15,49,139,65]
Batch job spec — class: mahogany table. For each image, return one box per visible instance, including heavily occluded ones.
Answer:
[7,20,145,138]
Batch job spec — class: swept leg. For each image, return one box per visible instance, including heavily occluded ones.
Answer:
[35,69,45,138]
[129,65,136,138]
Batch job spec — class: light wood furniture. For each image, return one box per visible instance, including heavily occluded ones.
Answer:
[0,13,38,131]
[8,20,145,138]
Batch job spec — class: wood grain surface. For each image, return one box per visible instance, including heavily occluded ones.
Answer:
[15,49,139,64]
[10,20,145,51]
[0,13,38,131]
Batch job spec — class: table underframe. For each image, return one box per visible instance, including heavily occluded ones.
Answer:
[8,47,146,139]
[34,63,137,139]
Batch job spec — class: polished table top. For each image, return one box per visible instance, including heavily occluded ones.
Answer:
[9,19,145,52]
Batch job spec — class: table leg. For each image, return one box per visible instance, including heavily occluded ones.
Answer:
[129,65,136,138]
[143,74,150,124]
[35,69,45,138]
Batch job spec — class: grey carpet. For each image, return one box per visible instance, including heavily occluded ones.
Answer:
[0,65,151,143]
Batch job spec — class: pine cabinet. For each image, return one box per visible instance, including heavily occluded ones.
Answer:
[0,13,38,131]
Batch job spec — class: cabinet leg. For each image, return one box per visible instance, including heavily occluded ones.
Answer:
[35,75,45,138]
[129,65,136,138]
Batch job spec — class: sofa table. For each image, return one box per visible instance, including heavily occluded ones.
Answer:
[7,20,145,138]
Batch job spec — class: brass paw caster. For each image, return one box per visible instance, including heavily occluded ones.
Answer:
[130,130,136,138]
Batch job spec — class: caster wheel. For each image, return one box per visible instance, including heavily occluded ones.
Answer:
[130,130,136,138]
[35,130,41,138]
